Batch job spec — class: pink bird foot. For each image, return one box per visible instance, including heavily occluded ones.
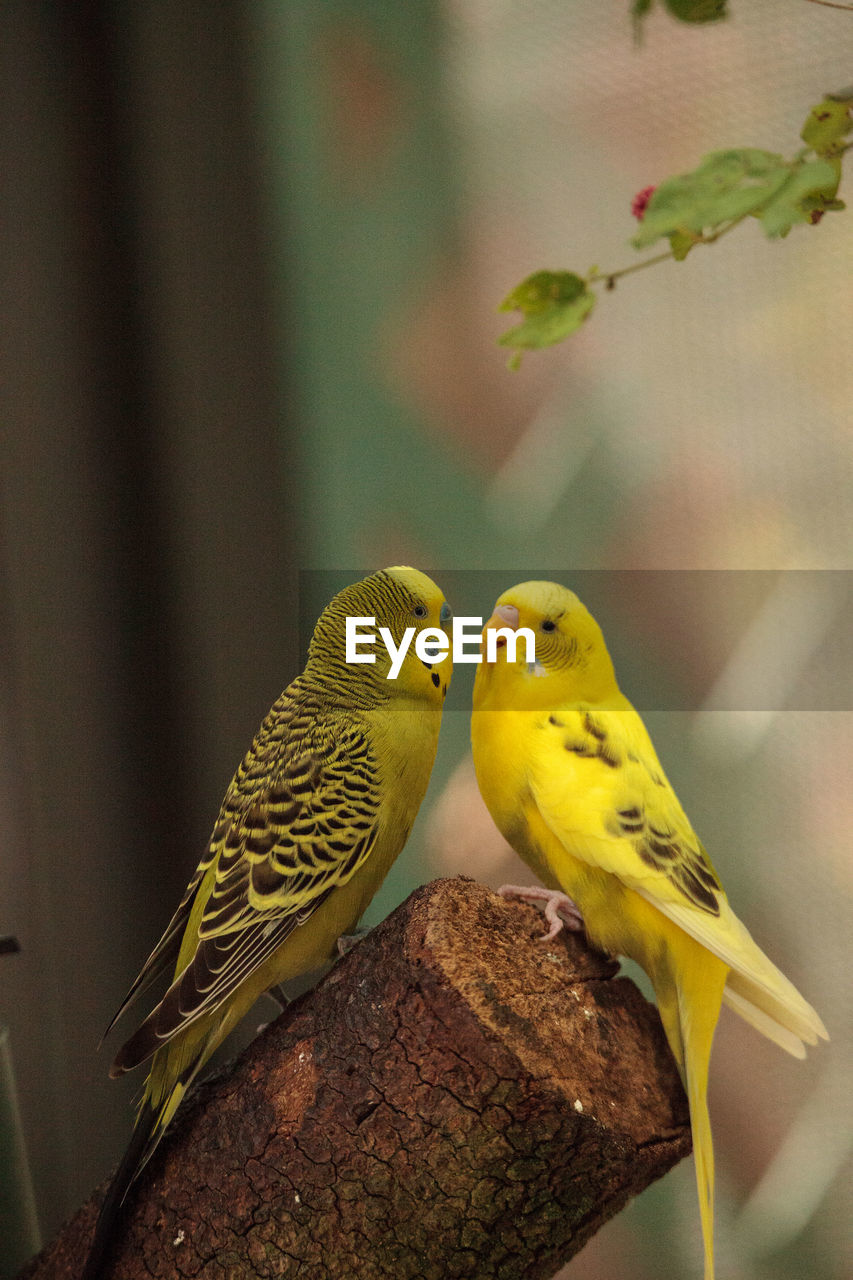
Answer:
[497,884,585,942]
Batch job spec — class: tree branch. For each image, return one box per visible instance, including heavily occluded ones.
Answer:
[21,877,690,1280]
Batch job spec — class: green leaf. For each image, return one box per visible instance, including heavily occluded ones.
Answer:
[498,271,595,361]
[498,270,580,316]
[631,148,791,248]
[800,98,852,158]
[668,229,696,260]
[758,158,841,237]
[663,0,728,22]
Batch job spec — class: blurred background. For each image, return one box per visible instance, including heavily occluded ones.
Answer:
[1,1,851,1277]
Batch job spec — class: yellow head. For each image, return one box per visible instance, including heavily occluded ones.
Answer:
[308,566,452,706]
[473,580,618,711]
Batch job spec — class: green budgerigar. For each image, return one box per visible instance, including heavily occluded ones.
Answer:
[82,566,452,1278]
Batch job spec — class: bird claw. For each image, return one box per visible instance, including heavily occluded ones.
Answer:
[337,927,370,957]
[265,983,291,1013]
[497,884,585,941]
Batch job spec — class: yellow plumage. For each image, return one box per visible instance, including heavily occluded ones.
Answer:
[471,580,827,1280]
[83,566,452,1278]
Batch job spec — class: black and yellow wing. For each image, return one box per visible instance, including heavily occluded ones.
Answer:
[110,696,381,1074]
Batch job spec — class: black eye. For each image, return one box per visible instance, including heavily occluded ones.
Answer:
[541,619,556,632]
[413,603,428,619]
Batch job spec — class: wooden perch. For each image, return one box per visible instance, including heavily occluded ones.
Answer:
[21,877,690,1280]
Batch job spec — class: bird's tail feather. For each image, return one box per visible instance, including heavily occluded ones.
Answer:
[723,962,827,1051]
[657,947,728,1280]
[722,983,806,1057]
[80,1065,196,1280]
[679,974,724,1280]
[80,1099,161,1280]
[635,892,827,1051]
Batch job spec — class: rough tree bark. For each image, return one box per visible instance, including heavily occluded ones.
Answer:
[20,877,690,1280]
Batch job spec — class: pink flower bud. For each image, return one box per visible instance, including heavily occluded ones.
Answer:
[631,185,657,221]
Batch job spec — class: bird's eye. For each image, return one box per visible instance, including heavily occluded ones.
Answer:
[541,619,556,632]
[413,604,428,619]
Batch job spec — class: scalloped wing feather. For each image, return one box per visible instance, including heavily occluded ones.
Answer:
[111,696,381,1075]
[532,706,724,916]
[531,705,827,1048]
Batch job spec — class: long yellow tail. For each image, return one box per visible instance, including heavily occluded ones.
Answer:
[656,942,729,1280]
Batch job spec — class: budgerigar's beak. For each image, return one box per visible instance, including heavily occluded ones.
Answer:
[484,603,520,633]
[482,602,520,655]
[491,604,520,629]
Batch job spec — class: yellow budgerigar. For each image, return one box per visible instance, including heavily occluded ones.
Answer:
[83,566,452,1279]
[471,580,827,1280]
